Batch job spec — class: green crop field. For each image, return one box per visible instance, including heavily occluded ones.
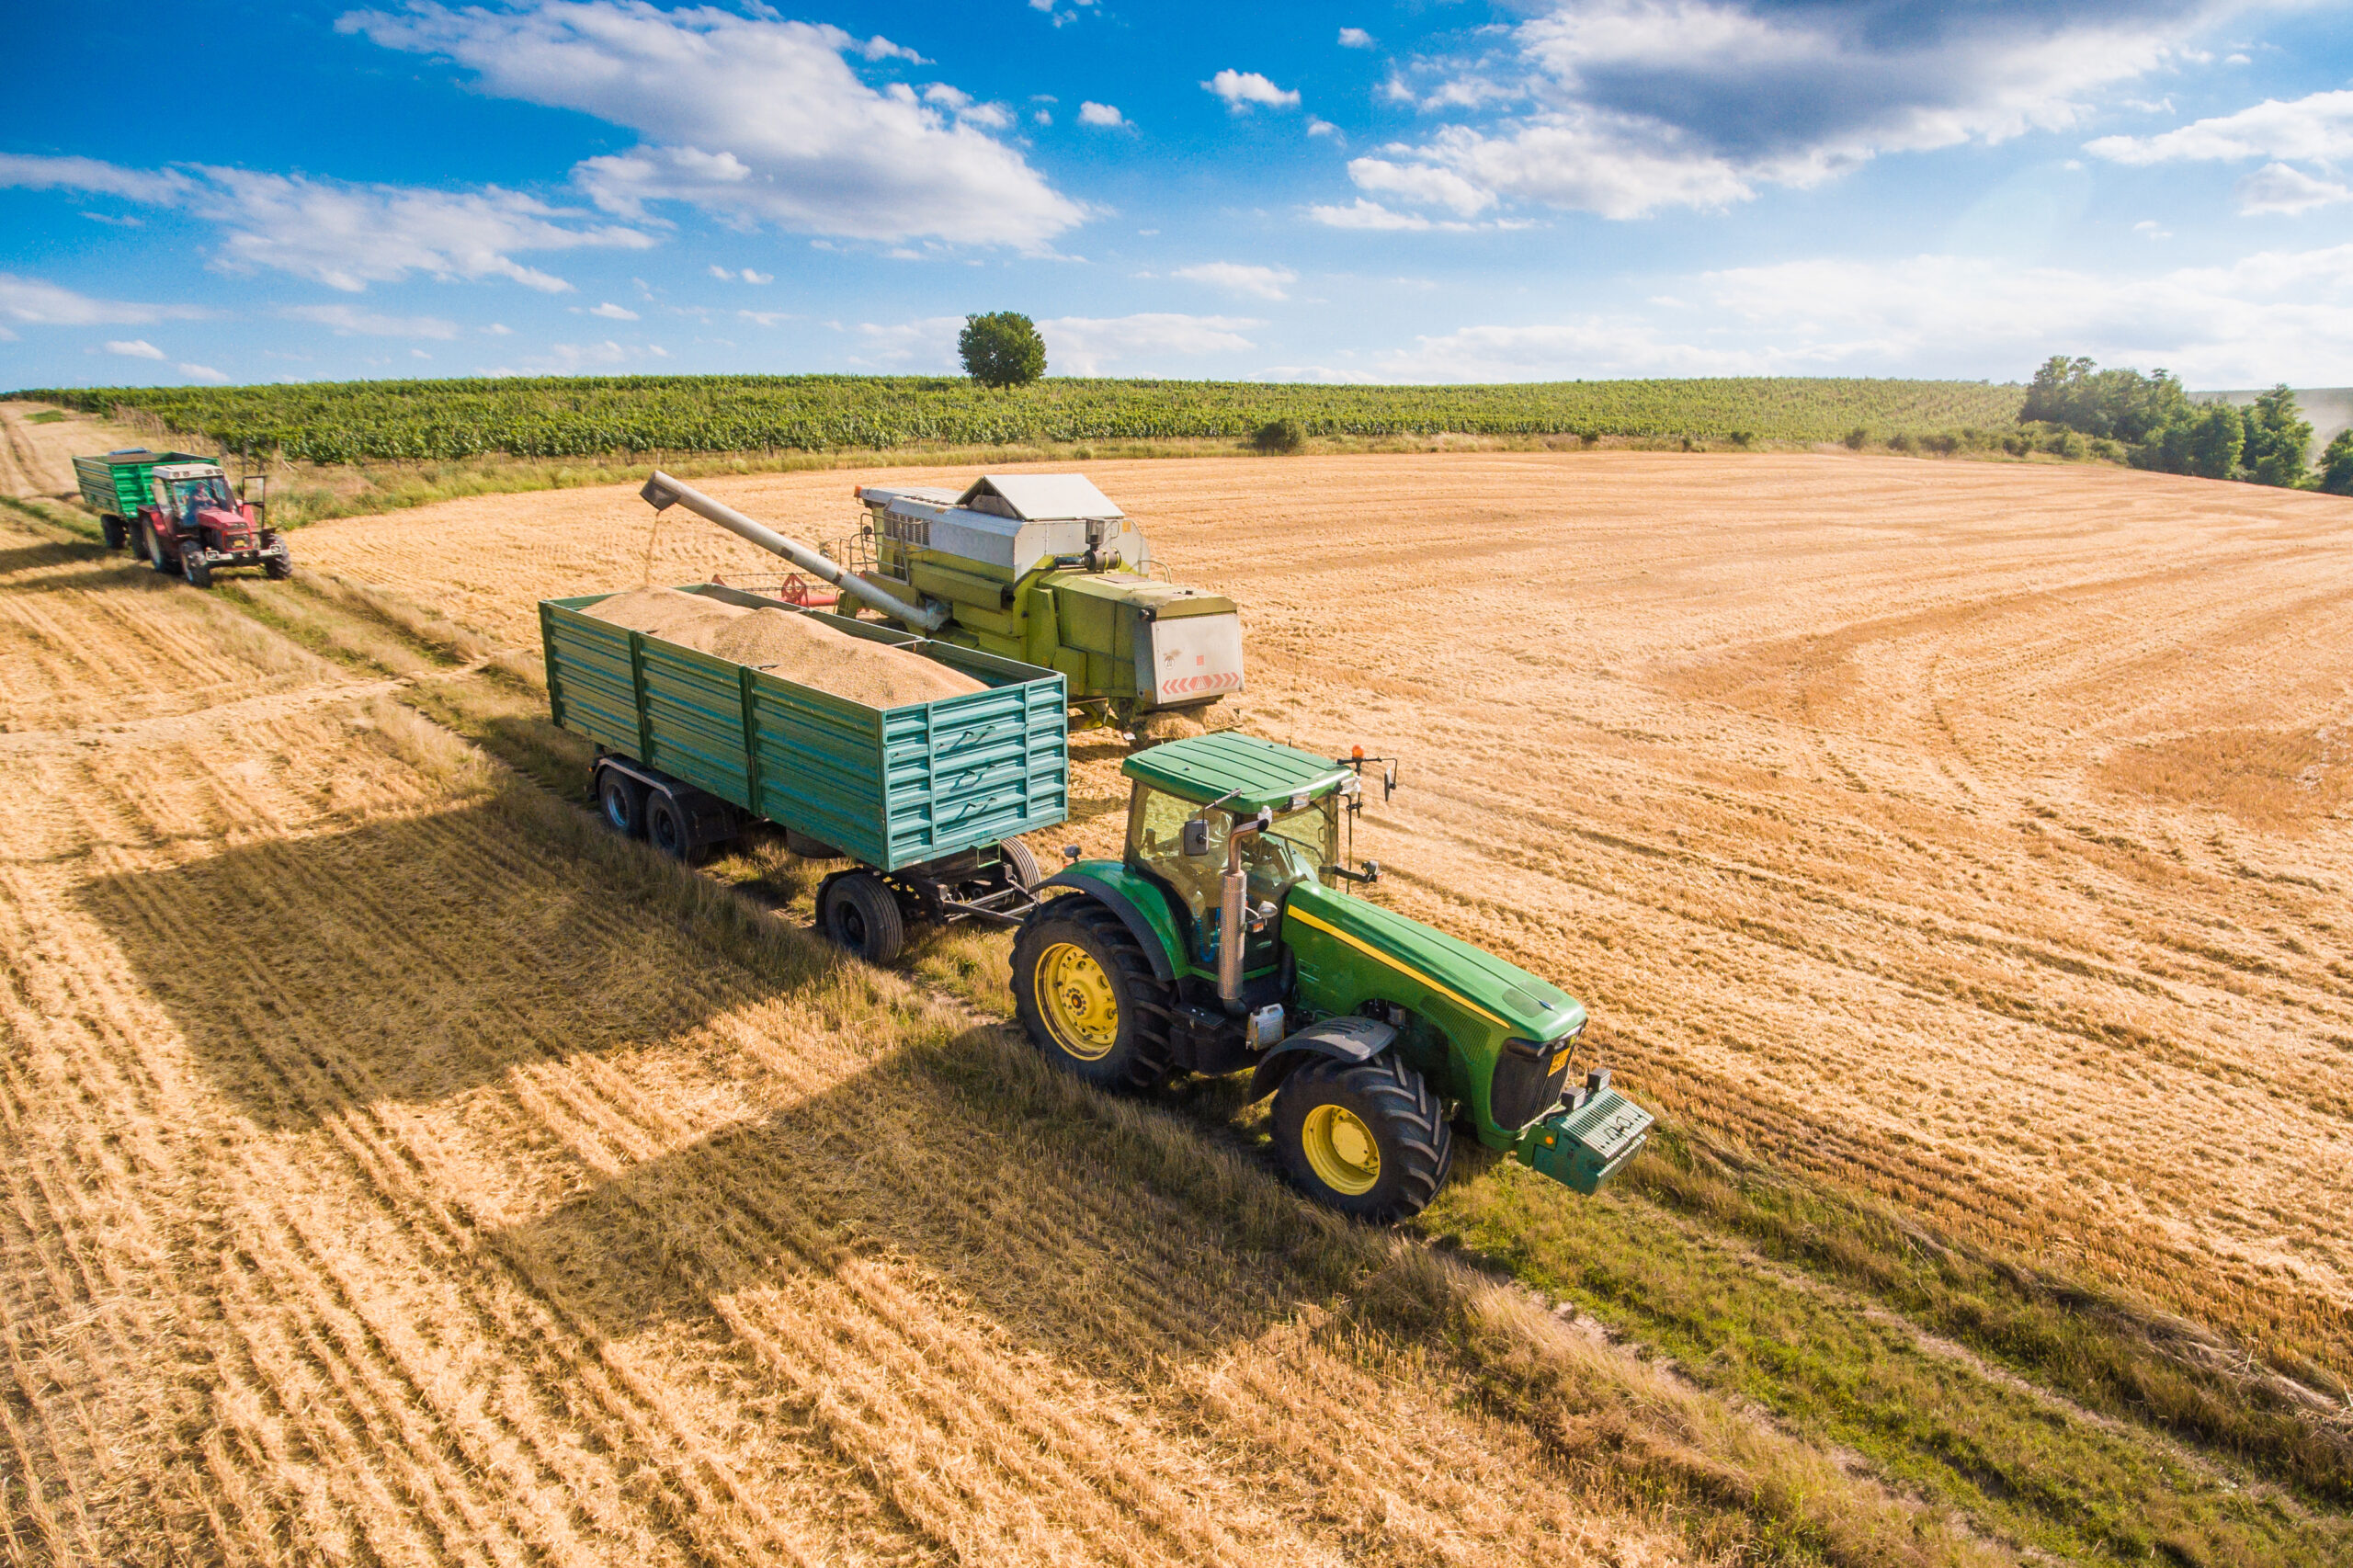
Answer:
[20,373,2027,462]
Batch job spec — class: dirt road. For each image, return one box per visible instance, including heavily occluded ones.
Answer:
[0,506,1746,1563]
[296,451,2353,1365]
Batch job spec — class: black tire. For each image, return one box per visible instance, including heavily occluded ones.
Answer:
[1000,836,1041,890]
[646,790,702,863]
[598,768,646,838]
[1011,897,1172,1090]
[101,515,127,551]
[182,547,212,588]
[263,546,291,580]
[821,871,905,964]
[1271,1053,1453,1221]
[142,520,173,574]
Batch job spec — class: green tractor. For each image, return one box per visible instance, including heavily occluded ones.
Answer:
[1015,733,1653,1220]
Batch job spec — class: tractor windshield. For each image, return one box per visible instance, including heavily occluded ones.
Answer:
[170,476,234,515]
[1130,786,1337,925]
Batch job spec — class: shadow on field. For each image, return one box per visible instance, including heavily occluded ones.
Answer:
[78,799,796,1131]
[486,1018,1362,1378]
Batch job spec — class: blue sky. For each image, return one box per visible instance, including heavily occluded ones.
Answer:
[4,1,2349,389]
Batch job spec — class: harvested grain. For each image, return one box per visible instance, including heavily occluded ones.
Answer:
[709,607,985,706]
[582,584,745,650]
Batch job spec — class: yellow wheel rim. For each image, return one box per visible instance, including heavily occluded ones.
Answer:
[1036,942,1120,1061]
[1301,1104,1381,1196]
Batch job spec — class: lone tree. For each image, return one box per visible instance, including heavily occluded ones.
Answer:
[959,312,1047,389]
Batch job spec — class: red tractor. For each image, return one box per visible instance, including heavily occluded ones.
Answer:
[75,451,291,587]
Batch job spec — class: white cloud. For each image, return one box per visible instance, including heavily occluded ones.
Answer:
[0,272,206,328]
[1307,117,1342,140]
[1306,198,1460,232]
[282,303,462,337]
[588,301,640,320]
[1039,312,1260,375]
[1078,101,1126,128]
[1357,244,2353,386]
[177,363,228,382]
[1357,0,2242,221]
[708,265,774,282]
[1347,153,1498,217]
[742,267,772,284]
[1205,70,1302,112]
[1338,27,1374,49]
[708,264,732,278]
[105,339,165,359]
[1172,261,1298,300]
[2236,162,2352,216]
[344,2,1084,247]
[2086,88,2353,165]
[739,309,793,327]
[0,153,652,292]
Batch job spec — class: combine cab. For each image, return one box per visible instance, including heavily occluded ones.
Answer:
[73,449,290,587]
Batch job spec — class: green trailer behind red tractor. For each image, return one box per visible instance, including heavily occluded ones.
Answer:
[73,448,290,587]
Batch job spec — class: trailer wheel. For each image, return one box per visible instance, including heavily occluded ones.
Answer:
[646,790,703,864]
[1012,898,1171,1091]
[821,872,905,964]
[101,515,127,551]
[181,548,212,589]
[999,836,1041,890]
[1271,1053,1453,1222]
[598,768,647,838]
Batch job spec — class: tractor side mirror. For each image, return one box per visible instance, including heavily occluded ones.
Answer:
[1383,763,1398,801]
[1180,819,1211,858]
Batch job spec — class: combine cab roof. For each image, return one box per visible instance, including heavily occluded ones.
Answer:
[958,473,1123,521]
[1121,733,1352,812]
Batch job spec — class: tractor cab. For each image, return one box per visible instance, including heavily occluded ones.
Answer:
[1017,731,1654,1221]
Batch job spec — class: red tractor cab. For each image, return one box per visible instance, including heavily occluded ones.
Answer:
[135,461,290,587]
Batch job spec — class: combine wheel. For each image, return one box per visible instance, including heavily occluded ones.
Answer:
[999,836,1041,890]
[101,515,127,551]
[1271,1053,1453,1221]
[821,871,905,964]
[646,790,703,864]
[181,548,212,589]
[1012,898,1171,1090]
[597,768,647,838]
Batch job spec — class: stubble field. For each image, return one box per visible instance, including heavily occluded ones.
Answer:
[295,451,2353,1371]
[6,415,2353,1565]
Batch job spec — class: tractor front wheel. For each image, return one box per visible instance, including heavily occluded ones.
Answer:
[1013,899,1170,1091]
[182,548,212,589]
[264,547,292,580]
[1272,1053,1453,1221]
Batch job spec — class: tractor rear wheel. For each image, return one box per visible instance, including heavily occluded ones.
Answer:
[821,871,905,964]
[142,521,173,574]
[1012,898,1171,1090]
[1272,1053,1453,1221]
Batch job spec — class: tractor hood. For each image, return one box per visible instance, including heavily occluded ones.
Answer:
[1283,880,1586,1044]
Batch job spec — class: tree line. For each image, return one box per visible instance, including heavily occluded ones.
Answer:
[2021,356,2352,494]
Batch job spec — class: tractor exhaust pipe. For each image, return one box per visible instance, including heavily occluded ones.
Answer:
[1218,809,1271,1011]
[640,470,950,632]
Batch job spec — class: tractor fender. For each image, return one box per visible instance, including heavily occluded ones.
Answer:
[1036,870,1180,984]
[1246,1014,1397,1103]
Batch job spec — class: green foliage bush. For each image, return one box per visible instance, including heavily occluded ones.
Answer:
[1843,426,1869,450]
[957,312,1047,389]
[1252,416,1306,453]
[2026,354,2314,489]
[2321,429,2353,496]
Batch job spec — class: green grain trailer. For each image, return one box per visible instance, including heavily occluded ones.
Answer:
[542,582,1069,962]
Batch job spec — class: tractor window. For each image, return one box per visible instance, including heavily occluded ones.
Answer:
[1130,786,1222,922]
[172,477,232,513]
[1258,800,1337,896]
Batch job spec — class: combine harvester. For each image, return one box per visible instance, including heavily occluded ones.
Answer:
[73,449,290,587]
[639,471,1242,733]
[545,474,1650,1221]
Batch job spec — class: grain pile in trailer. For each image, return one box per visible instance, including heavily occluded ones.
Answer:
[585,585,983,707]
